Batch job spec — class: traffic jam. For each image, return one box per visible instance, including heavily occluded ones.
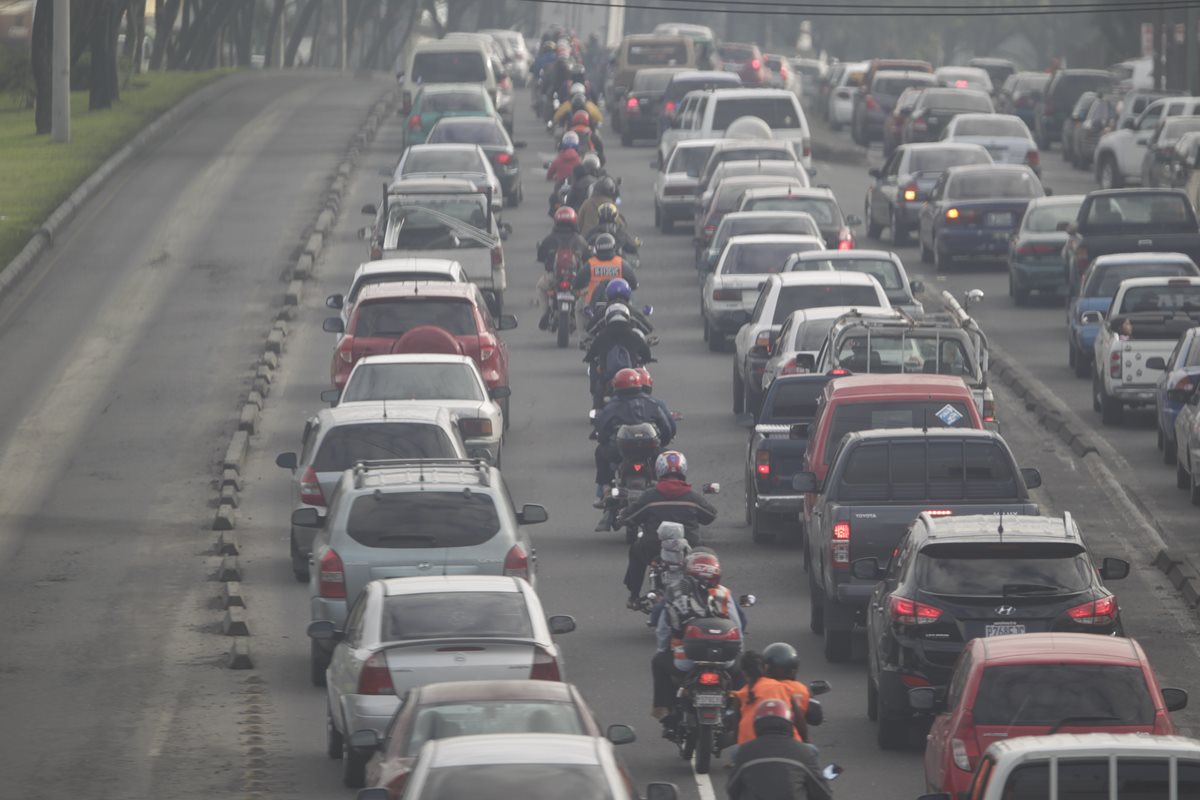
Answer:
[270,18,1200,800]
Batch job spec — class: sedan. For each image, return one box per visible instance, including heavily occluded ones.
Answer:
[1007,194,1084,304]
[617,67,685,145]
[1142,116,1200,188]
[1150,326,1200,464]
[308,575,576,788]
[426,116,525,207]
[934,65,993,94]
[326,258,468,330]
[941,113,1040,176]
[403,84,496,149]
[393,144,503,212]
[653,138,724,234]
[698,211,824,273]
[716,41,768,86]
[736,186,861,250]
[903,87,995,144]
[784,249,924,315]
[358,680,636,800]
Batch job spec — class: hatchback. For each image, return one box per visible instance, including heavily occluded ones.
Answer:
[425,117,524,206]
[1007,194,1084,304]
[404,84,496,149]
[326,259,468,330]
[699,211,823,273]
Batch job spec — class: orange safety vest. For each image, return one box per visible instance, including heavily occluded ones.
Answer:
[668,585,733,664]
[733,677,812,744]
[584,256,624,304]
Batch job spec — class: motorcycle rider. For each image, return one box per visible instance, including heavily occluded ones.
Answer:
[566,152,602,210]
[546,131,582,183]
[554,85,604,128]
[535,207,589,331]
[586,279,652,339]
[577,175,620,234]
[733,642,812,746]
[573,232,637,334]
[727,700,833,800]
[569,109,606,166]
[593,368,674,508]
[530,40,557,83]
[585,202,640,266]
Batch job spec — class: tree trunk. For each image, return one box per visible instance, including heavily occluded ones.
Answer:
[284,0,319,68]
[150,0,178,70]
[361,0,404,71]
[310,2,324,68]
[234,1,254,66]
[32,0,53,134]
[89,0,114,109]
[130,0,146,75]
[263,0,284,68]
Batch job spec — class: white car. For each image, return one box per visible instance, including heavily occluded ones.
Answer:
[702,233,827,350]
[827,61,869,129]
[394,144,503,212]
[309,575,576,787]
[934,65,993,94]
[1094,96,1200,188]
[941,113,1040,176]
[326,258,467,329]
[332,354,508,464]
[783,249,925,315]
[761,305,898,389]
[653,138,728,233]
[667,87,814,171]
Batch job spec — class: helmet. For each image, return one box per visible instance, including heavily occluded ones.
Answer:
[655,450,688,480]
[541,41,555,53]
[761,642,800,677]
[594,233,617,260]
[598,202,620,225]
[612,368,642,393]
[635,367,653,391]
[571,94,587,111]
[594,176,617,198]
[753,699,794,725]
[581,152,601,173]
[685,551,720,587]
[553,206,578,229]
[572,110,592,127]
[560,131,580,150]
[605,278,632,303]
[570,82,586,96]
[570,63,586,79]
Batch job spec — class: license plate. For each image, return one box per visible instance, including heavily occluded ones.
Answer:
[986,212,1012,227]
[557,292,574,301]
[693,693,725,707]
[985,622,1025,637]
[993,232,1010,241]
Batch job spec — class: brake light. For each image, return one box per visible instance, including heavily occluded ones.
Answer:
[704,224,717,235]
[888,595,942,625]
[750,58,761,70]
[946,208,960,220]
[499,76,511,89]
[901,674,931,687]
[837,228,853,249]
[954,79,969,88]
[1025,149,1040,168]
[318,550,346,598]
[632,463,644,472]
[300,466,326,506]
[802,137,811,158]
[503,543,530,580]
[408,114,421,130]
[698,671,721,686]
[780,358,805,376]
[530,647,561,681]
[1068,594,1117,625]
[459,418,493,437]
[558,279,572,290]
[491,245,503,269]
[358,651,396,695]
[832,521,850,565]
[779,64,789,79]
[626,97,639,108]
[1169,278,1195,286]
[495,152,512,165]
[479,332,498,362]
[1110,351,1122,379]
[913,117,927,132]
[828,368,851,376]
[982,396,996,423]
[903,184,918,202]
[755,450,770,476]
[924,509,954,517]
[865,95,879,111]
[684,623,741,640]
[665,100,676,114]
[1017,243,1059,256]
[713,288,741,301]
[1176,376,1195,394]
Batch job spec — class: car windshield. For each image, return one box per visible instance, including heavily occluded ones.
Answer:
[1117,284,1200,313]
[384,195,490,249]
[712,97,801,129]
[823,401,974,464]
[717,44,754,62]
[402,150,484,175]
[768,380,825,419]
[417,765,613,800]
[722,215,821,244]
[634,70,678,91]
[1052,73,1113,98]
[835,333,974,375]
[428,121,508,146]
[972,664,1154,727]
[1089,264,1196,296]
[808,258,903,290]
[406,701,584,755]
[713,148,795,168]
[773,285,883,323]
[668,145,715,177]
[628,41,687,66]
[342,363,485,403]
[347,491,500,548]
[665,77,739,102]
[946,171,1040,199]
[411,53,487,83]
[909,148,992,173]
[382,591,531,640]
[1025,202,1082,232]
[916,542,1093,596]
[354,298,477,337]
[1014,74,1050,93]
[954,118,1028,138]
[1082,194,1194,231]
[313,423,457,472]
[723,242,807,275]
[715,180,795,211]
[748,197,838,224]
[420,90,487,114]
[922,90,993,112]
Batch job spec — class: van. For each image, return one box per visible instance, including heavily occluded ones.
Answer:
[608,34,696,108]
[399,38,497,116]
[668,88,813,171]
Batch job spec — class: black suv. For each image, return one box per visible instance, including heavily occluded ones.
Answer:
[854,512,1129,750]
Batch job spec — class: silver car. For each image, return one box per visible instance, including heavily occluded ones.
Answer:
[393,144,503,212]
[308,575,575,788]
[326,258,468,330]
[275,404,467,582]
[783,249,924,315]
[328,354,507,465]
[761,305,897,390]
[653,138,727,233]
[941,113,1040,176]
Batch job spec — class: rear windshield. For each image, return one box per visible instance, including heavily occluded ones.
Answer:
[838,440,1018,500]
[874,76,933,96]
[718,44,755,61]
[401,150,483,175]
[313,423,458,472]
[412,52,487,84]
[916,542,1093,596]
[627,41,688,66]
[921,90,993,112]
[955,118,1028,138]
[1024,202,1082,232]
[407,701,584,755]
[1013,74,1049,93]
[1082,193,1195,231]
[349,272,456,304]
[946,170,1041,200]
[715,180,796,211]
[1161,117,1200,141]
[342,363,484,403]
[1117,284,1200,314]
[724,215,819,244]
[419,90,487,113]
[428,120,508,145]
[774,285,883,323]
[748,197,838,224]
[665,76,740,102]
[712,97,802,129]
[382,591,531,640]
[767,380,826,419]
[420,765,612,800]
[973,664,1154,726]
[909,148,992,173]
[824,401,974,464]
[811,258,902,290]
[1088,263,1196,296]
[834,333,974,376]
[724,242,810,275]
[385,195,490,249]
[346,491,500,548]
[668,145,716,177]
[634,70,679,91]
[354,298,477,337]
[1051,73,1114,99]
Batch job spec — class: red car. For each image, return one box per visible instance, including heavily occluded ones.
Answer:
[716,42,769,87]
[324,282,516,416]
[918,633,1188,797]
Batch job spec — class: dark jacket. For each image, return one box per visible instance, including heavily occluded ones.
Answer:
[728,721,832,800]
[566,172,598,210]
[594,393,674,447]
[583,321,652,372]
[587,306,653,336]
[537,230,589,273]
[585,222,639,254]
[621,478,714,540]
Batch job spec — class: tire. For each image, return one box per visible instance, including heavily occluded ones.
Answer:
[867,676,879,722]
[808,571,824,634]
[1013,281,1029,307]
[1178,457,1190,490]
[1191,467,1200,506]
[694,725,714,774]
[290,534,309,583]
[502,397,511,432]
[708,326,725,353]
[557,309,570,348]
[1099,156,1122,190]
[876,695,908,750]
[1100,384,1124,425]
[744,381,757,421]
[621,130,633,147]
[311,640,329,687]
[750,505,774,544]
[326,707,343,759]
[733,368,745,413]
[823,616,852,663]
[744,482,754,526]
[342,722,368,788]
[892,210,908,246]
[1071,341,1090,378]
[1165,430,1178,465]
[866,202,884,239]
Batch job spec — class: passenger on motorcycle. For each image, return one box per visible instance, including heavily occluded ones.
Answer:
[530,41,556,81]
[555,86,604,127]
[593,368,674,504]
[585,201,637,249]
[585,280,652,338]
[566,152,602,210]
[733,642,812,745]
[546,132,582,182]
[573,233,637,334]
[569,109,606,166]
[727,700,833,800]
[535,207,588,330]
[577,176,619,234]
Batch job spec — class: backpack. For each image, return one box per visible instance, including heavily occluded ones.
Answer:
[554,245,578,280]
[664,577,711,634]
[604,343,633,376]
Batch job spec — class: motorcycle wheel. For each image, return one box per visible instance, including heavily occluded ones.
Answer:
[694,726,714,774]
[557,308,570,348]
[678,722,696,761]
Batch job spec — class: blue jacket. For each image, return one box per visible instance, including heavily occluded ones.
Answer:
[532,52,556,79]
[648,394,677,440]
[595,393,674,447]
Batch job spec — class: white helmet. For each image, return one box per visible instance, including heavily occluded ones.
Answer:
[570,82,586,96]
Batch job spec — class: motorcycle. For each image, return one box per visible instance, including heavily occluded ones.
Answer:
[547,252,578,349]
[599,421,661,542]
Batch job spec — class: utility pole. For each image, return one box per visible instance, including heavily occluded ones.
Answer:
[51,0,69,143]
[1188,3,1199,96]
[339,0,347,71]
[1155,6,1166,90]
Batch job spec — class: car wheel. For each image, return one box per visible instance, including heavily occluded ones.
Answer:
[1099,156,1122,189]
[866,201,883,239]
[1072,342,1091,378]
[342,720,368,788]
[501,396,511,432]
[808,571,824,634]
[291,536,309,583]
[822,615,852,663]
[1013,278,1029,306]
[662,213,674,234]
[326,706,343,759]
[1178,455,1190,490]
[1092,372,1103,412]
[891,210,908,246]
[1165,430,1178,465]
[708,325,725,353]
[744,480,754,525]
[1097,377,1124,425]
[702,317,710,342]
[750,505,774,544]
[744,381,758,420]
[654,205,662,230]
[732,367,745,413]
[867,676,879,722]
[311,640,329,688]
[1190,465,1200,506]
[876,695,908,750]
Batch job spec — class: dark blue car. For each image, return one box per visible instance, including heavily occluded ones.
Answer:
[1067,252,1200,378]
[1153,326,1200,464]
[917,164,1043,272]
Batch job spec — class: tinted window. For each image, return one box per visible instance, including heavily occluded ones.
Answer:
[725,215,821,241]
[773,285,883,323]
[668,145,715,177]
[633,70,679,91]
[1003,763,1050,799]
[712,97,802,129]
[428,120,508,145]
[712,147,796,168]
[342,363,484,403]
[412,52,487,83]
[874,76,933,96]
[1024,201,1082,232]
[385,196,490,248]
[717,43,755,61]
[795,321,835,351]
[1118,759,1200,800]
[812,258,902,290]
[749,197,837,225]
[349,272,456,304]
[922,90,993,112]
[313,423,457,472]
[382,591,531,639]
[723,242,807,275]
[1083,194,1194,229]
[1089,263,1196,296]
[420,90,488,113]
[406,701,584,755]
[1051,73,1114,99]
[973,664,1155,726]
[1118,284,1200,314]
[627,41,688,66]
[354,299,477,337]
[916,542,1093,595]
[402,150,484,174]
[665,76,740,103]
[768,381,825,419]
[946,170,1041,199]
[955,118,1028,138]
[346,491,500,548]
[417,765,613,800]
[1162,118,1200,140]
[825,402,974,465]
[910,148,992,173]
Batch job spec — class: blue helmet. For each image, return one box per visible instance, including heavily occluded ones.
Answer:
[560,131,580,151]
[605,278,632,303]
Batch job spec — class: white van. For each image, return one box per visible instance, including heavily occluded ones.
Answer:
[399,39,498,117]
[662,88,812,172]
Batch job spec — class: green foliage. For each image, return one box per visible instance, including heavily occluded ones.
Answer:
[0,43,34,109]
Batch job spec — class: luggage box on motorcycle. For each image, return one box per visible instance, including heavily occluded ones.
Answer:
[682,617,742,663]
[616,422,661,461]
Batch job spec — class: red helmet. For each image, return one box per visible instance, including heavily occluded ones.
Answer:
[635,367,653,388]
[572,110,591,127]
[553,206,578,229]
[612,368,642,393]
[686,552,721,587]
[753,698,794,724]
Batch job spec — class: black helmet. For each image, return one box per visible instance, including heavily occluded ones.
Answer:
[571,93,587,111]
[594,233,617,260]
[594,176,617,198]
[762,642,799,677]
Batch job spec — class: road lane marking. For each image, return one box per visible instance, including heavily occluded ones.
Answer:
[693,764,717,800]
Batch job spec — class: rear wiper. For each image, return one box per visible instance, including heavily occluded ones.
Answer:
[1045,715,1119,734]
[374,533,437,543]
[1001,583,1062,595]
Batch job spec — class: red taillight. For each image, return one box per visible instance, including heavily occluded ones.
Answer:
[750,58,761,70]
[954,79,969,88]
[1110,351,1122,379]
[713,288,741,301]
[300,466,326,506]
[755,330,773,354]
[924,509,954,517]
[902,184,918,202]
[370,245,383,260]
[832,521,850,566]
[503,543,530,580]
[888,595,943,625]
[480,333,498,362]
[755,450,770,476]
[828,368,851,376]
[558,279,571,290]
[664,100,676,114]
[407,114,421,130]
[865,95,879,111]
[530,647,561,681]
[1025,149,1040,167]
[982,397,996,423]
[698,671,721,686]
[491,246,503,269]
[499,77,512,89]
[704,224,717,235]
[358,651,396,695]
[780,358,805,376]
[837,228,853,249]
[459,418,493,437]
[626,97,639,108]
[318,549,346,598]
[913,117,928,132]
[1068,595,1117,625]
[632,463,644,472]
[802,138,811,158]
[684,623,741,641]
[1176,376,1195,394]
[1017,243,1059,256]
[495,152,512,165]
[901,674,931,687]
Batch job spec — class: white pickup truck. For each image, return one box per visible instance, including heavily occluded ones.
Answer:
[1091,275,1200,424]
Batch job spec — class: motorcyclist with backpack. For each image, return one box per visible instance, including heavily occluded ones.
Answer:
[546,131,582,183]
[585,202,641,268]
[727,700,834,800]
[593,368,675,506]
[535,207,588,331]
[573,232,637,334]
[554,86,604,128]
[566,152,602,210]
[577,176,619,234]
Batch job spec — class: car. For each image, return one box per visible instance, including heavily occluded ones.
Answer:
[616,67,686,146]
[881,86,928,158]
[760,305,897,389]
[763,54,800,96]
[358,680,636,800]
[940,113,1040,176]
[1034,68,1115,149]
[736,186,860,249]
[903,87,995,144]
[393,144,502,212]
[607,34,697,111]
[1142,116,1200,187]
[917,164,1045,272]
[443,32,514,131]
[695,139,805,198]
[698,161,812,208]
[698,211,824,273]
[996,71,1049,129]
[1093,96,1200,189]
[307,575,574,787]
[1173,381,1200,501]
[672,88,813,170]
[784,249,924,315]
[934,65,993,94]
[332,354,509,465]
[326,258,468,329]
[919,633,1187,797]
[702,233,828,351]
[274,404,467,582]
[1059,91,1097,166]
[399,38,498,117]
[788,57,826,104]
[1163,130,1200,190]
[715,41,768,86]
[1072,90,1120,170]
[322,282,517,409]
[403,84,496,150]
[1150,326,1200,464]
[864,143,993,246]
[966,57,1017,93]
[653,138,727,233]
[860,58,934,100]
[1007,194,1085,304]
[1066,252,1200,378]
[296,459,548,684]
[480,29,530,87]
[693,175,808,264]
[826,61,869,130]
[369,734,677,800]
[657,70,741,139]
[426,116,524,207]
[852,70,937,146]
[858,513,1130,749]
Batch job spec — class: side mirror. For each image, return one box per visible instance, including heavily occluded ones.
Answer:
[850,557,883,580]
[320,389,340,405]
[809,679,832,696]
[1044,187,1054,197]
[703,482,721,495]
[1099,557,1130,580]
[606,723,636,745]
[1163,687,1189,712]
[1067,220,1079,234]
[845,214,863,227]
[823,764,844,782]
[795,353,816,372]
[1145,356,1167,370]
[907,685,945,712]
[323,318,345,334]
[547,614,576,634]
[291,507,322,528]
[275,452,298,470]
[499,221,514,237]
[326,293,345,310]
[868,167,881,179]
[738,593,757,607]
[518,503,549,525]
[489,386,512,399]
[306,620,343,642]
[395,69,405,82]
[1020,467,1042,490]
[497,314,518,331]
[349,729,381,754]
[361,203,377,215]
[805,698,824,725]
[645,784,678,800]
[1080,310,1104,325]
[911,280,925,295]
[792,472,818,492]
[643,305,654,316]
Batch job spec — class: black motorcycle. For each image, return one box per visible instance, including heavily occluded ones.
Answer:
[599,422,660,542]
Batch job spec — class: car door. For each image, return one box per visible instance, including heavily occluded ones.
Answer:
[925,648,974,790]
[867,531,910,685]
[330,589,371,726]
[878,150,903,223]
[1142,119,1167,186]
[1123,104,1166,178]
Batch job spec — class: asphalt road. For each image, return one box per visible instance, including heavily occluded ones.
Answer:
[6,73,1200,800]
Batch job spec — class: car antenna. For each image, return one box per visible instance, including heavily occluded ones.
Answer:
[998,516,1004,540]
[922,407,929,433]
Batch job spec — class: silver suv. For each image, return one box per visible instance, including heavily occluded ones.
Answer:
[292,458,548,685]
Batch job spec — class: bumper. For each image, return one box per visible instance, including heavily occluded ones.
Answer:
[894,201,921,228]
[938,229,1012,259]
[1010,260,1067,292]
[658,196,696,219]
[754,493,806,512]
[343,693,402,738]
[496,169,520,194]
[878,661,954,715]
[623,115,658,137]
[311,595,349,629]
[707,306,751,333]
[1109,384,1157,406]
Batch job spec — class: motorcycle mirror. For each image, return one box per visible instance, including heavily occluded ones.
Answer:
[588,408,597,421]
[822,765,844,782]
[643,304,654,315]
[809,679,832,696]
[670,411,684,422]
[703,482,719,494]
[738,593,756,607]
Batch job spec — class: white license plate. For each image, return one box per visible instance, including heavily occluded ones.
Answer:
[985,212,1012,227]
[985,622,1025,637]
[693,693,725,707]
[557,292,574,301]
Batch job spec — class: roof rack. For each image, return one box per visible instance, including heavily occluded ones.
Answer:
[351,458,491,490]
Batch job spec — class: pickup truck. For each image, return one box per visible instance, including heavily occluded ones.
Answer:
[1063,188,1200,294]
[794,427,1041,663]
[1090,275,1200,425]
[745,374,833,543]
